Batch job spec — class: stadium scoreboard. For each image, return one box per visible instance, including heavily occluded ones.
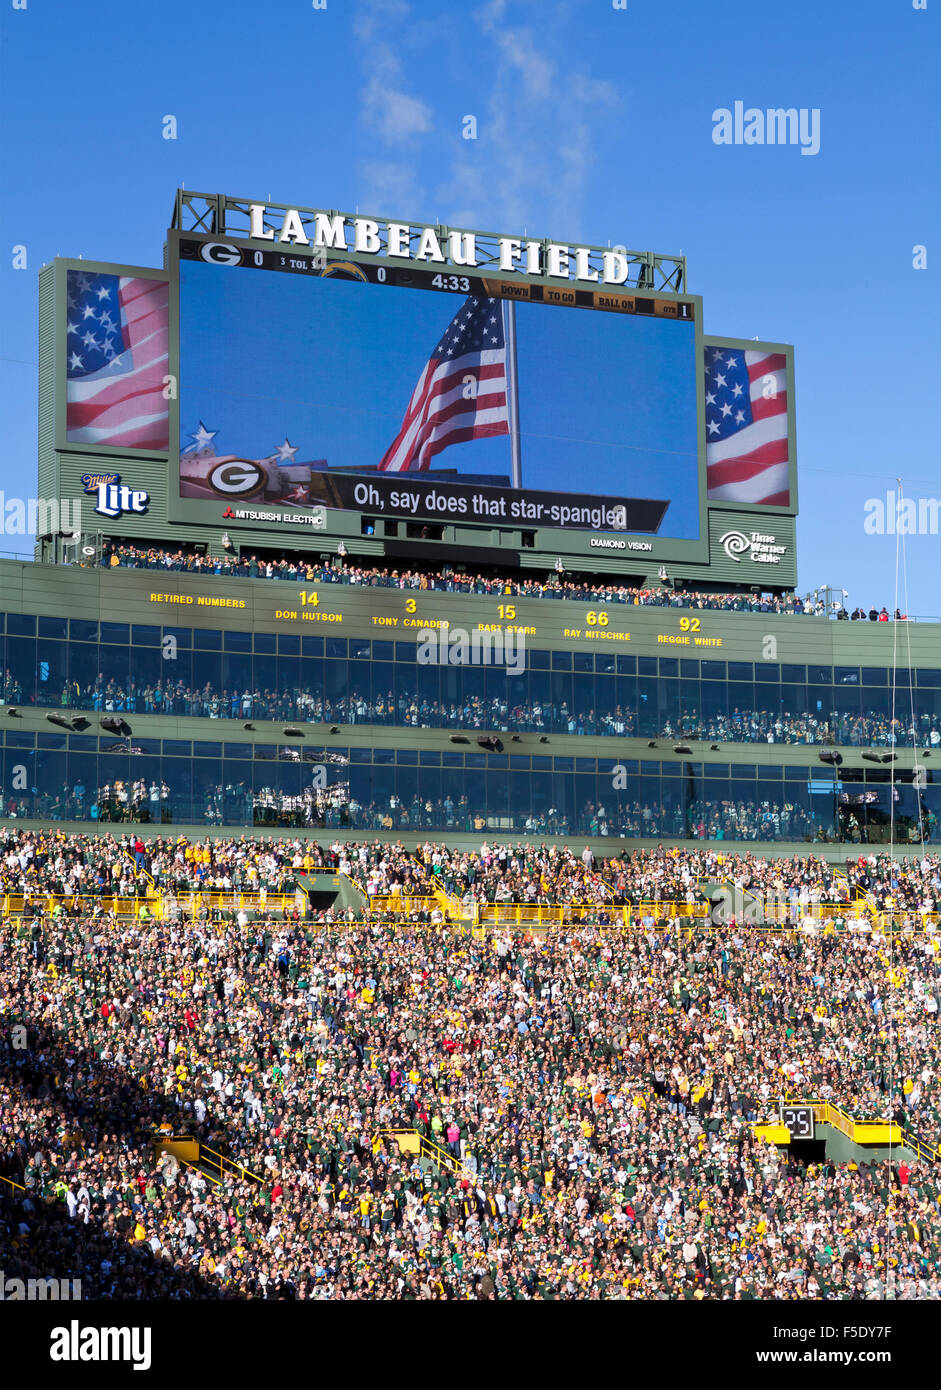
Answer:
[181,236,696,320]
[37,188,798,588]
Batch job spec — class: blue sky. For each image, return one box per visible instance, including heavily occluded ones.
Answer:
[179,259,700,535]
[0,0,938,608]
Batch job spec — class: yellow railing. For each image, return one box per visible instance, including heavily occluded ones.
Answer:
[199,1144,265,1186]
[377,1128,473,1179]
[432,886,472,921]
[755,1098,911,1150]
[153,1130,263,1185]
[123,851,156,892]
[0,1172,26,1194]
[368,895,439,914]
[476,899,938,931]
[480,902,633,927]
[1,891,158,919]
[173,890,296,919]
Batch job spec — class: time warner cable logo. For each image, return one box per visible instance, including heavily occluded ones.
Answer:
[719,530,787,565]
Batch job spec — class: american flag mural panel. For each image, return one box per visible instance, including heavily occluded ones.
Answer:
[66,271,170,450]
[705,346,790,506]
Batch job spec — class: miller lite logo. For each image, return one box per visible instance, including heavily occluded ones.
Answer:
[83,472,149,519]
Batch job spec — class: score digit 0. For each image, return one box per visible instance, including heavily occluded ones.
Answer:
[679,616,701,632]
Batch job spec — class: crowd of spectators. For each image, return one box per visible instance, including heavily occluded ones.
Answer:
[7,782,853,844]
[1,828,940,1299]
[99,543,907,621]
[11,665,939,751]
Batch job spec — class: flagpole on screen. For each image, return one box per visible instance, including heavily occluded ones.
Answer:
[504,299,522,488]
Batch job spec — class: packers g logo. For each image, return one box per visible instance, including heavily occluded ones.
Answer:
[199,242,242,266]
[207,460,266,497]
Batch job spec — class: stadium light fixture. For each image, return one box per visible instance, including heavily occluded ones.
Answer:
[101,716,132,735]
[450,735,470,744]
[70,716,90,731]
[283,727,304,737]
[647,741,657,748]
[6,708,19,717]
[46,713,73,730]
[673,744,692,755]
[243,722,255,731]
[329,726,341,734]
[817,749,843,766]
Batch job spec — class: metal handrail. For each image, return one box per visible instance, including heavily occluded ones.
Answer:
[199,1144,264,1186]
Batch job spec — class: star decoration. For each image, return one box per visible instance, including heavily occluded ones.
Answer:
[185,422,218,454]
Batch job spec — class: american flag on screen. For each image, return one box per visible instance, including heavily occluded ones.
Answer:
[705,347,790,506]
[66,271,169,450]
[378,295,508,472]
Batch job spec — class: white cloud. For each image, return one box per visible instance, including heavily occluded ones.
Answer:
[436,6,622,238]
[352,0,623,240]
[362,65,433,143]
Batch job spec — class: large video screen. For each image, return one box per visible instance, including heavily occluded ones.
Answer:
[177,248,703,538]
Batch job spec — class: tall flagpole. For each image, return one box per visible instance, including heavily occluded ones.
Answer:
[504,299,522,488]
